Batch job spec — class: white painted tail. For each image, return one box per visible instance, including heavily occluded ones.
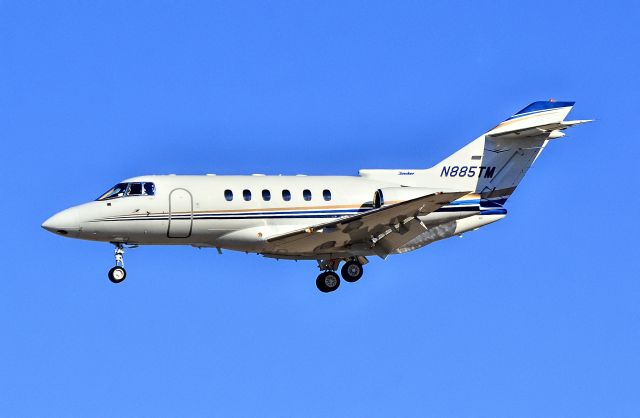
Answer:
[360,100,591,203]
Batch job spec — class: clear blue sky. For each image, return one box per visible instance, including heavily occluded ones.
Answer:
[1,1,639,416]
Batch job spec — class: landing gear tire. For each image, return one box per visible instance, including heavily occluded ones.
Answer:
[108,266,127,284]
[341,260,363,283]
[316,271,340,293]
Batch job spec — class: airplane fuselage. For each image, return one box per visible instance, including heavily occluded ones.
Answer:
[43,174,495,259]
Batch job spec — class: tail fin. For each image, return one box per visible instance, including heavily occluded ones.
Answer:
[425,100,591,202]
[359,100,591,203]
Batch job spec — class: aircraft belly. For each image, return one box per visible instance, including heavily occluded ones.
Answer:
[214,218,329,252]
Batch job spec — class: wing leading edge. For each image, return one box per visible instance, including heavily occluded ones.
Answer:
[265,191,469,258]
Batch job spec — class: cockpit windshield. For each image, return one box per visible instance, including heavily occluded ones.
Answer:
[96,182,156,201]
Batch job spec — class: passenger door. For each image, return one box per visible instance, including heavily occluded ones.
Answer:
[168,188,193,238]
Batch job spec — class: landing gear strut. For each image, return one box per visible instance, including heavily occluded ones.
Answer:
[108,243,127,284]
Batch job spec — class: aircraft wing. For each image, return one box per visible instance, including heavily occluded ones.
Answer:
[265,191,468,258]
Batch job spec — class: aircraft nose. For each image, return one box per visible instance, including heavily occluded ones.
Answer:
[42,207,81,236]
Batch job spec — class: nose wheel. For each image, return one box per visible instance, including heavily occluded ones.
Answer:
[108,266,126,283]
[108,243,127,284]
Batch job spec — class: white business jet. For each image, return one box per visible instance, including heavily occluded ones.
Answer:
[42,101,590,292]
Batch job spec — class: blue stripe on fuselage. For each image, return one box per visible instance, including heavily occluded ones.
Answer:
[94,198,512,223]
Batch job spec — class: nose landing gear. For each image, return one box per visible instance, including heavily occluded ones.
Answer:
[108,243,127,284]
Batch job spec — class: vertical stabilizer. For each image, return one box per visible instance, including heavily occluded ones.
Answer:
[425,100,587,202]
[360,100,590,204]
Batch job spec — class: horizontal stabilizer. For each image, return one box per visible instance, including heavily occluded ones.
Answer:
[487,100,585,138]
[488,118,593,139]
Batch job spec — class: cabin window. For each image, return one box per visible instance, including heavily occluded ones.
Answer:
[262,189,271,201]
[224,189,233,201]
[323,189,331,201]
[243,189,252,201]
[303,189,312,201]
[282,189,291,201]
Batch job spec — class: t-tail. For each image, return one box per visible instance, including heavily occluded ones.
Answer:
[429,100,591,203]
[361,100,592,204]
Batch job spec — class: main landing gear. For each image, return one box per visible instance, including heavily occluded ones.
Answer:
[316,271,341,293]
[108,243,127,284]
[341,260,364,283]
[315,258,365,293]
